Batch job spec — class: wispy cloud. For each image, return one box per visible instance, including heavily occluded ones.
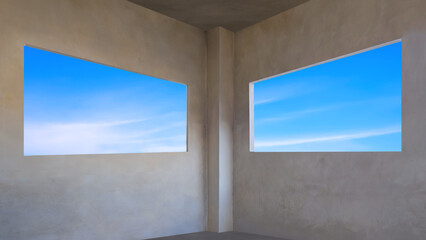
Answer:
[254,82,319,106]
[257,105,338,123]
[51,118,148,128]
[255,127,401,148]
[256,96,401,123]
[24,119,186,155]
[254,98,280,105]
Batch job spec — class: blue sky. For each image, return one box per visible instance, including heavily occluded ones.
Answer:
[24,46,187,155]
[253,41,401,152]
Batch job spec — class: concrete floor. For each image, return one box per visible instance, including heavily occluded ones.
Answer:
[146,232,288,240]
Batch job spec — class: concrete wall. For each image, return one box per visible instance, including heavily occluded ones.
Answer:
[206,27,234,232]
[3,0,426,239]
[0,0,206,239]
[234,0,426,239]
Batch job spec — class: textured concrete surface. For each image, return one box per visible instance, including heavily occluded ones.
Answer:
[0,0,206,239]
[207,27,234,232]
[147,231,288,240]
[129,0,309,31]
[3,0,426,239]
[234,0,426,240]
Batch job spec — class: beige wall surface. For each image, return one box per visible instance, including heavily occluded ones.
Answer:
[0,0,206,239]
[234,0,426,239]
[206,27,234,233]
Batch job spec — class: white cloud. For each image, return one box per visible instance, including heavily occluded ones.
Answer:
[254,98,280,105]
[254,82,322,106]
[256,96,401,124]
[257,105,338,123]
[24,119,186,155]
[255,127,401,148]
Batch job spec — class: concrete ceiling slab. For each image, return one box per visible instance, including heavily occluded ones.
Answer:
[129,0,309,31]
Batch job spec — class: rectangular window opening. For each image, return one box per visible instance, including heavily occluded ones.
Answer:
[250,40,402,152]
[24,46,187,156]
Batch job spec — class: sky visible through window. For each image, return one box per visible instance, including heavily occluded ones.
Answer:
[253,41,401,152]
[24,46,187,156]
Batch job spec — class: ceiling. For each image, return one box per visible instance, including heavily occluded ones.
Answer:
[129,0,309,31]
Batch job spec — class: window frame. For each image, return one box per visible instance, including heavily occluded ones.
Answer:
[249,39,402,152]
[23,44,189,156]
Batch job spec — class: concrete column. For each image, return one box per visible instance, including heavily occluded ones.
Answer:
[206,27,234,233]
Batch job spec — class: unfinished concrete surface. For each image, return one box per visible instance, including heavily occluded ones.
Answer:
[147,231,287,240]
[0,0,206,239]
[234,0,426,240]
[2,0,426,240]
[128,0,309,31]
[206,27,234,232]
